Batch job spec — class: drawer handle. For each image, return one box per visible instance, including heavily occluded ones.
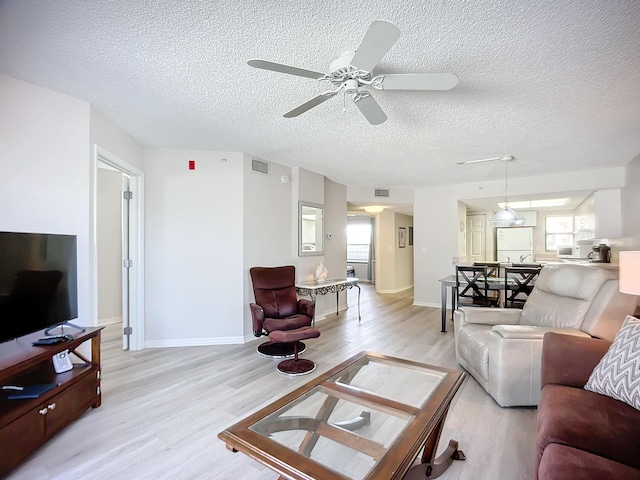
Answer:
[39,408,48,415]
[47,402,56,410]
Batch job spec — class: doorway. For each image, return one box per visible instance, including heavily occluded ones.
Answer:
[91,146,144,350]
[347,215,375,283]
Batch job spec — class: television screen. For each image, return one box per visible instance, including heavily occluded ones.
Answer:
[0,232,78,342]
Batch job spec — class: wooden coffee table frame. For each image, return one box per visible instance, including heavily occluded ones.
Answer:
[218,351,466,480]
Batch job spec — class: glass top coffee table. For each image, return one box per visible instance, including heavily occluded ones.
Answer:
[218,351,466,480]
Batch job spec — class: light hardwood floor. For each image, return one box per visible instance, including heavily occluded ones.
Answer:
[7,285,536,480]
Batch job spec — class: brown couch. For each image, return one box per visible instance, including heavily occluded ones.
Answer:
[536,332,640,480]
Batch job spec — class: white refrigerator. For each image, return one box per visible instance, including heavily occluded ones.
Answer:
[497,227,534,263]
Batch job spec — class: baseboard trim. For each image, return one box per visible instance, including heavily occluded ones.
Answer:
[413,301,441,308]
[98,316,123,326]
[378,285,414,294]
[145,336,245,348]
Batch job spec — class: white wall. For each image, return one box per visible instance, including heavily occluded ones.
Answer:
[375,209,395,293]
[621,154,640,250]
[347,185,414,207]
[97,168,123,323]
[374,210,414,293]
[457,201,467,259]
[0,75,93,325]
[90,106,145,172]
[144,148,244,345]
[414,168,627,307]
[323,178,348,312]
[394,213,414,291]
[243,155,295,338]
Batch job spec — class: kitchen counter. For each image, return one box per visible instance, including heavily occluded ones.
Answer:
[534,258,619,270]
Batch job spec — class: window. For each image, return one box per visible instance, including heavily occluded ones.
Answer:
[545,215,574,250]
[347,223,372,262]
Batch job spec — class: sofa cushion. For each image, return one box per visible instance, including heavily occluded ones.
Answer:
[263,314,312,333]
[521,290,590,329]
[539,443,640,480]
[521,265,614,329]
[585,315,640,410]
[538,384,640,470]
[533,264,613,301]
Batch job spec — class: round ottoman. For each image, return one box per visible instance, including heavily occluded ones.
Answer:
[268,326,321,376]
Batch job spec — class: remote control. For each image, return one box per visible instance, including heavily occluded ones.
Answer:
[41,334,73,341]
[32,337,65,346]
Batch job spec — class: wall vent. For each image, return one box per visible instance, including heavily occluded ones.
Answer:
[251,159,270,175]
[374,189,390,198]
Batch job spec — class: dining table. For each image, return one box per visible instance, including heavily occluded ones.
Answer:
[438,274,519,333]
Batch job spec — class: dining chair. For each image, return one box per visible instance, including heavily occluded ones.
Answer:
[504,266,542,308]
[456,265,499,308]
[473,261,501,277]
[473,262,501,304]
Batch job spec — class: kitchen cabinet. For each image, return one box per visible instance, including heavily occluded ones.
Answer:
[519,211,537,226]
[574,189,622,240]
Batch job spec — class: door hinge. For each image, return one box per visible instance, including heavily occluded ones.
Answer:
[123,326,133,335]
[123,190,133,200]
[123,259,133,268]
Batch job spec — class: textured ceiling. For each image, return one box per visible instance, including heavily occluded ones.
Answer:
[1,0,639,188]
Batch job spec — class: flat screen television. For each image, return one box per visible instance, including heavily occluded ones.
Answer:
[0,231,78,343]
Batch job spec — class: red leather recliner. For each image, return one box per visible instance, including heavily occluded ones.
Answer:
[250,265,315,357]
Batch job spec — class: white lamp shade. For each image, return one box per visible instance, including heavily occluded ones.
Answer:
[619,251,640,295]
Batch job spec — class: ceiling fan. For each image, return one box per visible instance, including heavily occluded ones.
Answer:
[247,20,458,125]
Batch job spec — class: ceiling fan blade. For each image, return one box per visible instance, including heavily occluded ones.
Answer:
[380,73,459,91]
[247,59,325,80]
[457,155,514,165]
[283,92,337,118]
[354,94,387,125]
[350,20,401,73]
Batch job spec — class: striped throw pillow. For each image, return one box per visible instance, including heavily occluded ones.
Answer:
[584,315,640,410]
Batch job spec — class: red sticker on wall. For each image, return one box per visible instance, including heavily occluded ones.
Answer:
[189,160,195,170]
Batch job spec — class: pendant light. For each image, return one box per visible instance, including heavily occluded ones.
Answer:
[489,157,525,227]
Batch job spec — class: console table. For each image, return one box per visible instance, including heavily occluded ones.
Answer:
[0,327,103,476]
[295,277,361,324]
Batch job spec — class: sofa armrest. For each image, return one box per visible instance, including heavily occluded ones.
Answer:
[298,298,315,319]
[455,306,523,326]
[540,332,611,389]
[487,327,589,407]
[492,325,591,340]
[250,303,265,337]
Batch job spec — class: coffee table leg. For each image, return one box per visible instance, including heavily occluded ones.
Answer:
[403,407,465,479]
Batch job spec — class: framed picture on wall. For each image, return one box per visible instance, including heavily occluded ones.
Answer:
[398,227,406,248]
[408,226,414,246]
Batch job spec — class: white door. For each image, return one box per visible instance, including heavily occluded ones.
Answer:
[466,214,486,262]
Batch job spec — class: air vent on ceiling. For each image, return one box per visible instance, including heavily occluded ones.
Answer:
[374,189,390,198]
[251,159,270,175]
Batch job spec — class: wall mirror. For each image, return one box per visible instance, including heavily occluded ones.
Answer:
[299,201,324,256]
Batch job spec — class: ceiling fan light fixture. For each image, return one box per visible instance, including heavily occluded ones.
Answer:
[344,79,360,95]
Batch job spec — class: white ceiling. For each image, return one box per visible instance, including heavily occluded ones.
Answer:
[1,1,639,190]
